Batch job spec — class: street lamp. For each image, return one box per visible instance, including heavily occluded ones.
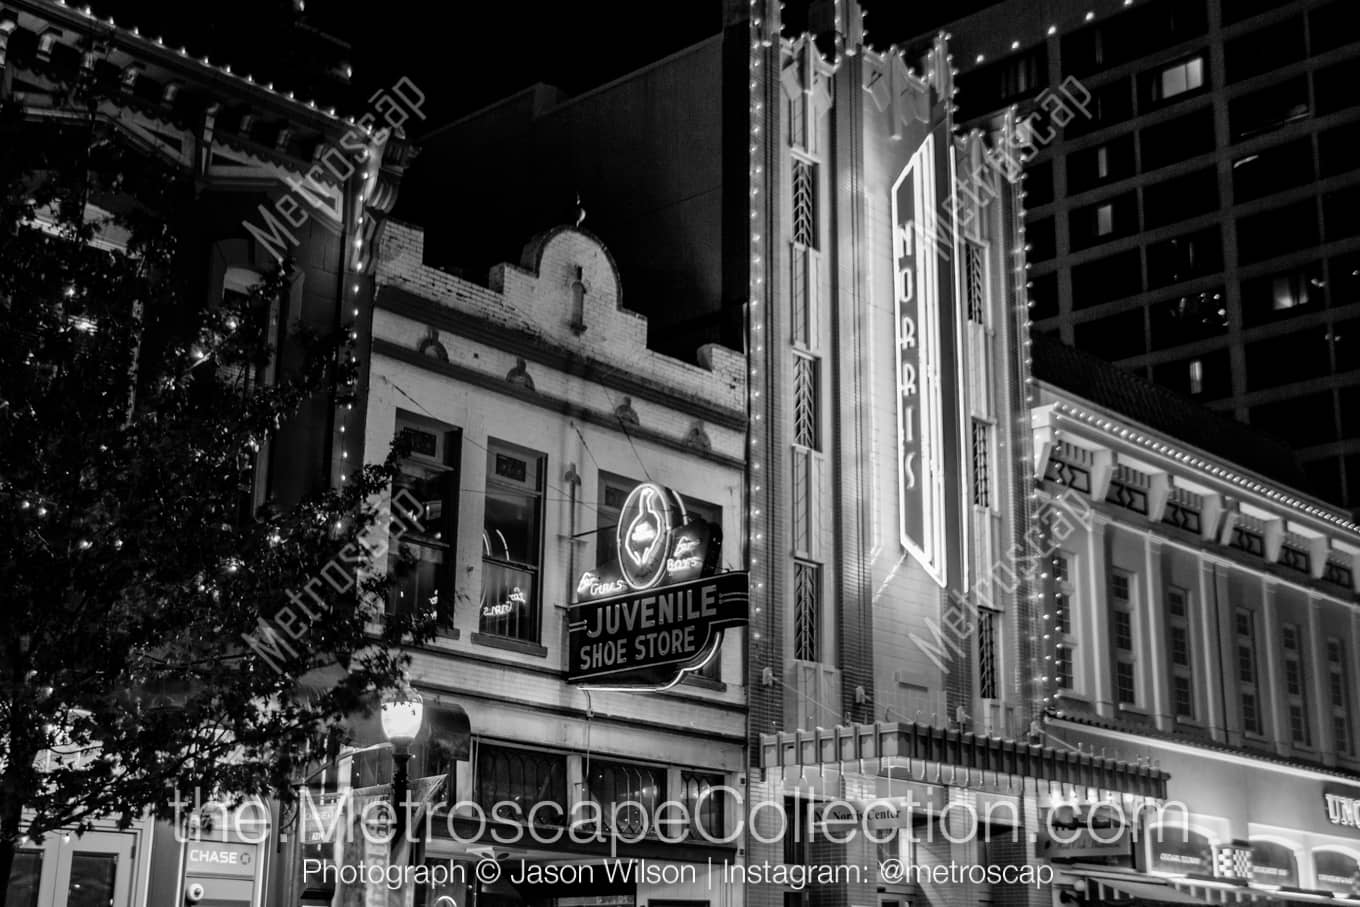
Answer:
[380,687,424,843]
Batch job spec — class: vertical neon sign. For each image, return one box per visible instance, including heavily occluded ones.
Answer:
[892,138,948,588]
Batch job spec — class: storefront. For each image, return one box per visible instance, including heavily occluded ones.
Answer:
[1049,722,1360,904]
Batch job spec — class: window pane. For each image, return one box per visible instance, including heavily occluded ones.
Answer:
[1142,108,1215,171]
[1238,199,1318,265]
[66,853,118,907]
[5,852,42,907]
[1147,228,1222,290]
[1241,261,1323,327]
[1225,17,1303,83]
[1072,249,1143,307]
[480,561,538,640]
[1075,309,1147,360]
[484,489,539,565]
[476,744,567,824]
[1229,76,1309,140]
[1233,138,1315,204]
[1143,168,1218,229]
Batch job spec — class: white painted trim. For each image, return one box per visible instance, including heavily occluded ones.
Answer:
[1047,716,1359,782]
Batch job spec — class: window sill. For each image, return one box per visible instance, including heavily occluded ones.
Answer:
[471,632,548,657]
[681,674,727,692]
[1116,704,1150,717]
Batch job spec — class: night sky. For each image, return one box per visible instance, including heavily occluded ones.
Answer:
[91,0,1003,127]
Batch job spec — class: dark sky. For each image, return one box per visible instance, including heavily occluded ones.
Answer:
[93,0,1004,127]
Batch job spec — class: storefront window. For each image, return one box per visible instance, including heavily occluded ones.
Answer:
[474,743,566,826]
[4,851,42,907]
[680,771,726,841]
[585,758,665,838]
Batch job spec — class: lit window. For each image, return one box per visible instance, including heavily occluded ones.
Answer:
[1160,56,1205,100]
[1096,204,1114,236]
[390,416,460,628]
[1272,273,1311,311]
[1188,359,1204,394]
[480,441,545,642]
[1096,146,1110,179]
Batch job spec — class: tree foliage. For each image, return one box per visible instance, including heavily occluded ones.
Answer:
[0,100,434,880]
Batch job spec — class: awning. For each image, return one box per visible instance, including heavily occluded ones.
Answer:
[1094,877,1210,904]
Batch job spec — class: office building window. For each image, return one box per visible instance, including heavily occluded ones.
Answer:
[1225,16,1304,83]
[1096,204,1114,237]
[1230,76,1309,140]
[1146,227,1222,290]
[1142,107,1215,171]
[1054,553,1076,690]
[1153,348,1231,399]
[1072,249,1144,308]
[1167,587,1194,720]
[1074,309,1148,361]
[1328,639,1353,755]
[1143,167,1218,229]
[793,560,820,662]
[1283,623,1311,747]
[1245,325,1333,391]
[971,419,992,509]
[389,417,460,627]
[1110,570,1137,705]
[1147,55,1205,104]
[1233,138,1315,204]
[1237,609,1263,735]
[792,158,817,249]
[1242,262,1323,327]
[1071,193,1137,249]
[1238,199,1319,266]
[1148,289,1227,350]
[1069,135,1135,193]
[480,441,545,642]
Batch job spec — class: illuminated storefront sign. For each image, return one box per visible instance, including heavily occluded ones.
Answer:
[890,132,964,590]
[1314,850,1360,896]
[1249,840,1298,888]
[568,482,747,688]
[1325,785,1360,830]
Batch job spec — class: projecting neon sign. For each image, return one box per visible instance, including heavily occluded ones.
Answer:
[891,139,949,589]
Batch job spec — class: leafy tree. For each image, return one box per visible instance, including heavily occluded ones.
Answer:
[0,99,434,902]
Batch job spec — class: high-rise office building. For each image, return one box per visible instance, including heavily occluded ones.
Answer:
[926,0,1360,511]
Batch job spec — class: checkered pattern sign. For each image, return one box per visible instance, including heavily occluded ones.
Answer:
[1213,843,1253,880]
